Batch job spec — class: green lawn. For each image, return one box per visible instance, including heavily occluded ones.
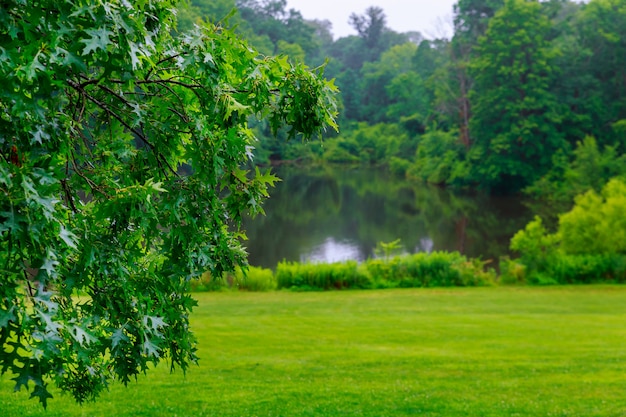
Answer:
[3,286,626,416]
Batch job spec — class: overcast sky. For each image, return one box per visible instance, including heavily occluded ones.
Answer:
[285,0,456,39]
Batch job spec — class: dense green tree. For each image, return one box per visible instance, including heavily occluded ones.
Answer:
[448,0,505,148]
[304,19,335,66]
[413,39,447,80]
[360,43,428,123]
[349,6,387,50]
[545,0,597,144]
[0,0,337,407]
[347,6,409,64]
[468,0,566,192]
[176,0,237,32]
[326,35,367,72]
[453,0,506,44]
[236,0,317,58]
[577,0,626,143]
[412,39,455,130]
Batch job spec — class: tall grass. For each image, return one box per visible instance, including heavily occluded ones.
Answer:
[275,260,370,290]
[365,251,495,288]
[189,266,276,292]
[274,252,495,291]
[500,253,626,285]
[190,248,626,293]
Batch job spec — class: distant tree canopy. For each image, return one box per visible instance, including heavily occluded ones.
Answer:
[179,0,626,195]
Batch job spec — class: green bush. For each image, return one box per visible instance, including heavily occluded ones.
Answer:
[389,156,411,177]
[407,130,466,185]
[275,253,494,291]
[559,178,626,255]
[510,216,559,272]
[276,261,370,290]
[547,254,626,284]
[508,253,626,286]
[511,179,626,284]
[454,258,497,286]
[190,266,276,292]
[190,251,496,293]
[323,140,362,164]
[525,136,626,202]
[364,252,495,288]
[189,271,225,292]
[227,266,277,291]
[320,122,416,167]
[498,256,527,285]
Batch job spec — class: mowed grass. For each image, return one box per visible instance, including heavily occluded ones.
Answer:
[3,286,626,416]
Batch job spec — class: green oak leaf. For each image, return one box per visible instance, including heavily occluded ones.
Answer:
[12,369,32,392]
[0,306,15,327]
[30,383,53,409]
[80,28,112,56]
[111,327,129,350]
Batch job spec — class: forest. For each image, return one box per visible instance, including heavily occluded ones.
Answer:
[179,0,626,197]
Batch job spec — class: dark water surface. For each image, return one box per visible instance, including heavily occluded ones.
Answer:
[243,167,539,269]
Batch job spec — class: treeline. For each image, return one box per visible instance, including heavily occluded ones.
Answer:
[179,0,626,195]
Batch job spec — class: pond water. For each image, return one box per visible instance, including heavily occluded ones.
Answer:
[242,167,540,269]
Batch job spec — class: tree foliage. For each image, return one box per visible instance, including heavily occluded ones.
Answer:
[558,178,626,255]
[175,0,626,196]
[236,0,316,57]
[349,6,387,49]
[577,0,626,143]
[468,0,566,191]
[0,0,337,407]
[510,178,626,284]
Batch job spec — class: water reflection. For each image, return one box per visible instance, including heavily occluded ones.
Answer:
[242,167,543,269]
[302,237,363,264]
[416,238,434,253]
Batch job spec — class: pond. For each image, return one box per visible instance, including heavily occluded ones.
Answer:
[242,166,540,269]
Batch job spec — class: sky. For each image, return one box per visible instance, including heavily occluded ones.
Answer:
[285,0,456,40]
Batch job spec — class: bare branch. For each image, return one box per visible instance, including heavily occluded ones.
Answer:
[67,79,157,151]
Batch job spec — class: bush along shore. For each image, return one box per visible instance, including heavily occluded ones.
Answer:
[190,251,496,292]
[190,249,626,293]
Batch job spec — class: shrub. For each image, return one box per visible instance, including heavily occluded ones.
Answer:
[189,271,226,292]
[323,140,362,164]
[547,254,626,284]
[228,266,277,291]
[559,178,626,255]
[498,256,527,285]
[407,130,465,185]
[454,258,497,286]
[389,157,411,177]
[276,261,370,290]
[320,122,415,167]
[510,216,559,272]
[190,266,276,292]
[525,136,626,202]
[511,179,626,284]
[364,251,495,288]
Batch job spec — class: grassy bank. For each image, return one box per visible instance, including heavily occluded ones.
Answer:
[193,252,496,292]
[3,286,626,416]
